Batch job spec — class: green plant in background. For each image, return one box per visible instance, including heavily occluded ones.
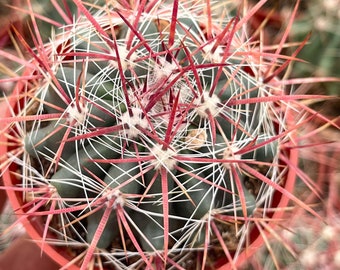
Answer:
[0,201,25,252]
[0,0,338,269]
[263,216,340,269]
[289,0,340,95]
[241,165,340,270]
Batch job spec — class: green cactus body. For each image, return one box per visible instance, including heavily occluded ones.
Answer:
[175,160,220,220]
[242,137,278,164]
[24,120,76,159]
[42,67,114,112]
[86,208,119,249]
[104,154,144,195]
[51,135,121,198]
[132,168,178,252]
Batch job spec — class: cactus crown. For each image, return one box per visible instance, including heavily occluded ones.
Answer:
[1,1,309,269]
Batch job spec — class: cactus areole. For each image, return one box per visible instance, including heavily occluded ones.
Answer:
[0,1,300,269]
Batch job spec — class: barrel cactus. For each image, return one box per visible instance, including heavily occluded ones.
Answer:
[0,0,334,269]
